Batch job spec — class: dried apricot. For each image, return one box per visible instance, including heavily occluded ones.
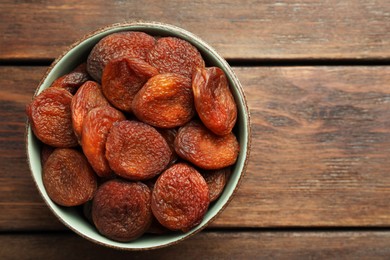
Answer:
[192,67,237,135]
[174,121,240,170]
[43,148,97,207]
[87,31,155,82]
[151,163,210,232]
[200,167,230,202]
[71,81,110,142]
[81,106,125,178]
[92,180,152,242]
[50,63,91,94]
[146,37,205,79]
[101,57,158,112]
[26,87,78,147]
[105,120,171,180]
[132,73,195,128]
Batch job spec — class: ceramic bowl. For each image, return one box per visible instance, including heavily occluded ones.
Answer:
[26,21,251,250]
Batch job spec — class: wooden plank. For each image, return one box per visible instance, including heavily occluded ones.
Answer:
[1,231,390,258]
[1,1,390,60]
[1,66,390,231]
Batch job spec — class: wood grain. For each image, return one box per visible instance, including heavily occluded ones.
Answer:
[1,66,390,231]
[1,0,390,61]
[1,231,390,259]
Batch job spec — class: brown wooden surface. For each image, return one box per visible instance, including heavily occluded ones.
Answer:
[1,0,390,258]
[1,231,390,259]
[1,0,390,61]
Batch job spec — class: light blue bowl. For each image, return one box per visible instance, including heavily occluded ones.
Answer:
[26,21,251,250]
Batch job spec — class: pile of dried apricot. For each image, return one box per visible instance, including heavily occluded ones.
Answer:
[27,31,240,242]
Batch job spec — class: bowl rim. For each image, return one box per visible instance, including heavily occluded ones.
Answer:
[25,20,251,250]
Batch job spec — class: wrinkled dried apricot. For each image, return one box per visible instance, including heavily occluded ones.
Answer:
[175,121,239,170]
[81,106,125,178]
[87,31,155,82]
[151,163,210,232]
[71,81,110,141]
[101,57,158,112]
[26,87,78,147]
[105,120,171,180]
[192,67,237,135]
[92,180,152,242]
[132,73,195,128]
[50,63,91,94]
[43,148,97,206]
[146,37,205,79]
[200,167,230,202]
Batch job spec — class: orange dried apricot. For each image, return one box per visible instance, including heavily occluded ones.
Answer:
[50,63,91,94]
[132,73,195,128]
[101,57,158,112]
[192,67,237,135]
[105,120,172,180]
[87,31,155,81]
[174,120,239,170]
[92,180,152,242]
[151,163,209,232]
[26,87,78,147]
[146,37,205,79]
[43,148,97,206]
[71,81,110,141]
[81,106,125,178]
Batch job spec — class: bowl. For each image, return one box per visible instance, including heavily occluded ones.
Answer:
[26,21,251,250]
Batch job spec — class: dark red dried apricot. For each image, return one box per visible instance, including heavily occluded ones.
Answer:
[200,167,230,202]
[105,120,172,180]
[87,31,155,82]
[92,180,152,242]
[146,37,205,79]
[174,121,240,170]
[43,148,97,207]
[71,81,110,141]
[151,163,210,232]
[192,67,237,135]
[81,106,125,178]
[132,73,195,128]
[50,63,91,94]
[26,87,78,147]
[102,57,158,112]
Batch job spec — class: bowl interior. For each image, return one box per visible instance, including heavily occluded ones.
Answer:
[27,21,250,250]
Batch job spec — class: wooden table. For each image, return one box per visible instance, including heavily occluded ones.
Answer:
[1,1,390,258]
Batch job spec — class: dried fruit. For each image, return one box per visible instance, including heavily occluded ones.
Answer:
[92,180,152,242]
[105,120,171,180]
[175,121,239,170]
[192,67,237,135]
[81,106,125,178]
[147,37,205,79]
[43,148,97,206]
[26,87,78,147]
[151,163,210,232]
[71,81,110,141]
[101,57,158,112]
[87,31,155,82]
[132,73,195,128]
[201,168,230,202]
[50,63,91,94]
